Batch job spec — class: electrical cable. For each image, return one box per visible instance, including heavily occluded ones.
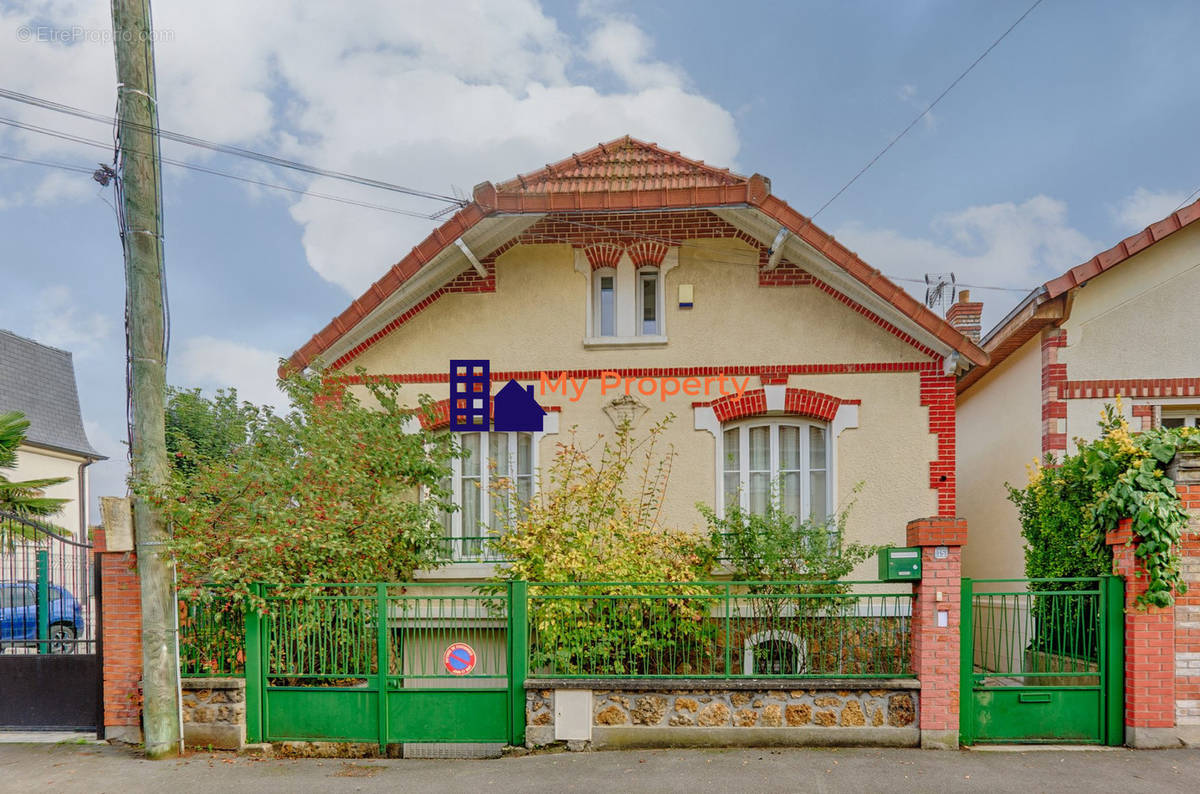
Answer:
[0,85,465,205]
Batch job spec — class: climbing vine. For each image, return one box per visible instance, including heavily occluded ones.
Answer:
[1011,399,1199,609]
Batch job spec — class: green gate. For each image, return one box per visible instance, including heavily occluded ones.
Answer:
[960,576,1124,745]
[244,582,527,750]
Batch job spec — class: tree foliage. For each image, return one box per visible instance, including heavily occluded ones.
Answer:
[165,386,263,480]
[491,418,717,675]
[1009,400,1199,608]
[0,410,69,544]
[700,483,877,591]
[146,370,457,602]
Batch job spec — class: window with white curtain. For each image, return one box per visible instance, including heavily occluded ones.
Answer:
[721,419,830,524]
[438,430,535,557]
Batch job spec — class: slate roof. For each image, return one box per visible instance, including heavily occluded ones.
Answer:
[0,329,103,459]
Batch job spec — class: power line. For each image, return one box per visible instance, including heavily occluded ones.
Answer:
[810,0,1045,221]
[1173,187,1200,212]
[0,116,442,219]
[0,151,97,175]
[0,85,464,206]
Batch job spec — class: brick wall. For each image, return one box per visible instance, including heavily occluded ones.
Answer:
[95,528,143,741]
[1040,327,1067,457]
[1173,455,1200,731]
[907,516,966,749]
[1106,450,1200,747]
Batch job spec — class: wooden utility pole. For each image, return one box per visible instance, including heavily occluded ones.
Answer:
[110,0,182,759]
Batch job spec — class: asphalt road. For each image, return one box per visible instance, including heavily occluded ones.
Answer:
[2,742,1198,793]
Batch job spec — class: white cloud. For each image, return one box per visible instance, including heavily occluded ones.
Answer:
[175,336,285,409]
[2,1,739,295]
[1111,187,1188,233]
[835,195,1098,330]
[31,285,112,357]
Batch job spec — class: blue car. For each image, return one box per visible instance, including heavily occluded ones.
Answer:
[0,582,85,653]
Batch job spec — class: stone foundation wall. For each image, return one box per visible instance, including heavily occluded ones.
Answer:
[526,679,918,749]
[181,677,246,750]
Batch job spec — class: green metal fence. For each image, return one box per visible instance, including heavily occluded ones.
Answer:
[960,576,1124,746]
[527,582,913,679]
[178,590,245,677]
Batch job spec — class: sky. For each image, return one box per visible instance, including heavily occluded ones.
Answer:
[0,0,1197,520]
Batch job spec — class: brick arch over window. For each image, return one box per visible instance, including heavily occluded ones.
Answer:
[627,240,669,268]
[705,387,854,423]
[583,242,623,270]
[419,397,561,430]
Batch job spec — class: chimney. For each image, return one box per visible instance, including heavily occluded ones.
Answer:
[946,289,983,343]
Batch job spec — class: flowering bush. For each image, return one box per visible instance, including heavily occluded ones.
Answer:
[1010,399,1199,608]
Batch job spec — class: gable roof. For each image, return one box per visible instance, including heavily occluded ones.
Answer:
[496,137,749,194]
[958,196,1200,394]
[0,329,103,459]
[285,136,988,374]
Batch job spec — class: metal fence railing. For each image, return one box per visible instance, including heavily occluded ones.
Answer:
[527,582,913,679]
[436,535,508,563]
[969,577,1103,685]
[178,590,245,677]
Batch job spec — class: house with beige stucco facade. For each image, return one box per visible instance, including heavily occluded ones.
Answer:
[0,329,103,542]
[956,197,1200,581]
[285,136,987,579]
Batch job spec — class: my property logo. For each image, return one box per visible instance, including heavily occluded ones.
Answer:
[449,359,751,432]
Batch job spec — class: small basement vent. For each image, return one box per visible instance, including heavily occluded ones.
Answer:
[401,742,504,759]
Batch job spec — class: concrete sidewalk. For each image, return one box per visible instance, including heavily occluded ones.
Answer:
[1,742,1197,793]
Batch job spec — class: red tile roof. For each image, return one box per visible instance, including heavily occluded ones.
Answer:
[496,136,749,194]
[958,196,1200,394]
[284,136,987,375]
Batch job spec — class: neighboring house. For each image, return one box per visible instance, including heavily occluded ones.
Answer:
[955,198,1200,581]
[285,136,986,577]
[0,329,104,540]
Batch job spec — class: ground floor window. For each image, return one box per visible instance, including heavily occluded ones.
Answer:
[1162,409,1200,429]
[438,431,535,556]
[720,419,830,523]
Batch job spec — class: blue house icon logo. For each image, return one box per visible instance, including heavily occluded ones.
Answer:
[449,359,544,432]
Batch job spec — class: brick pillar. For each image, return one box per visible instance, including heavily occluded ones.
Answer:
[907,516,966,749]
[96,527,144,742]
[1169,450,1200,746]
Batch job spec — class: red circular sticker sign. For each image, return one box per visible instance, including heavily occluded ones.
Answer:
[443,642,477,675]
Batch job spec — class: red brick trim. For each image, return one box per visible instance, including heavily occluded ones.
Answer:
[340,361,939,387]
[758,261,814,287]
[627,240,669,268]
[584,242,623,270]
[419,398,561,430]
[1059,377,1200,400]
[1041,328,1068,457]
[692,387,859,423]
[920,371,957,517]
[1131,403,1156,431]
[906,516,968,547]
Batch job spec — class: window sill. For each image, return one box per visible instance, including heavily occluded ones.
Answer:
[583,335,669,349]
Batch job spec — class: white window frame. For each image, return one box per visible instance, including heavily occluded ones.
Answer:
[577,248,677,346]
[592,268,617,338]
[442,429,540,544]
[717,417,832,523]
[636,268,661,336]
[1162,409,1200,429]
[743,629,807,675]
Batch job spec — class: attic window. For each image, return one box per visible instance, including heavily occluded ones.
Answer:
[580,249,676,347]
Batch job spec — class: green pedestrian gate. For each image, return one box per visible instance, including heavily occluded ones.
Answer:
[960,576,1124,745]
[244,582,527,750]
